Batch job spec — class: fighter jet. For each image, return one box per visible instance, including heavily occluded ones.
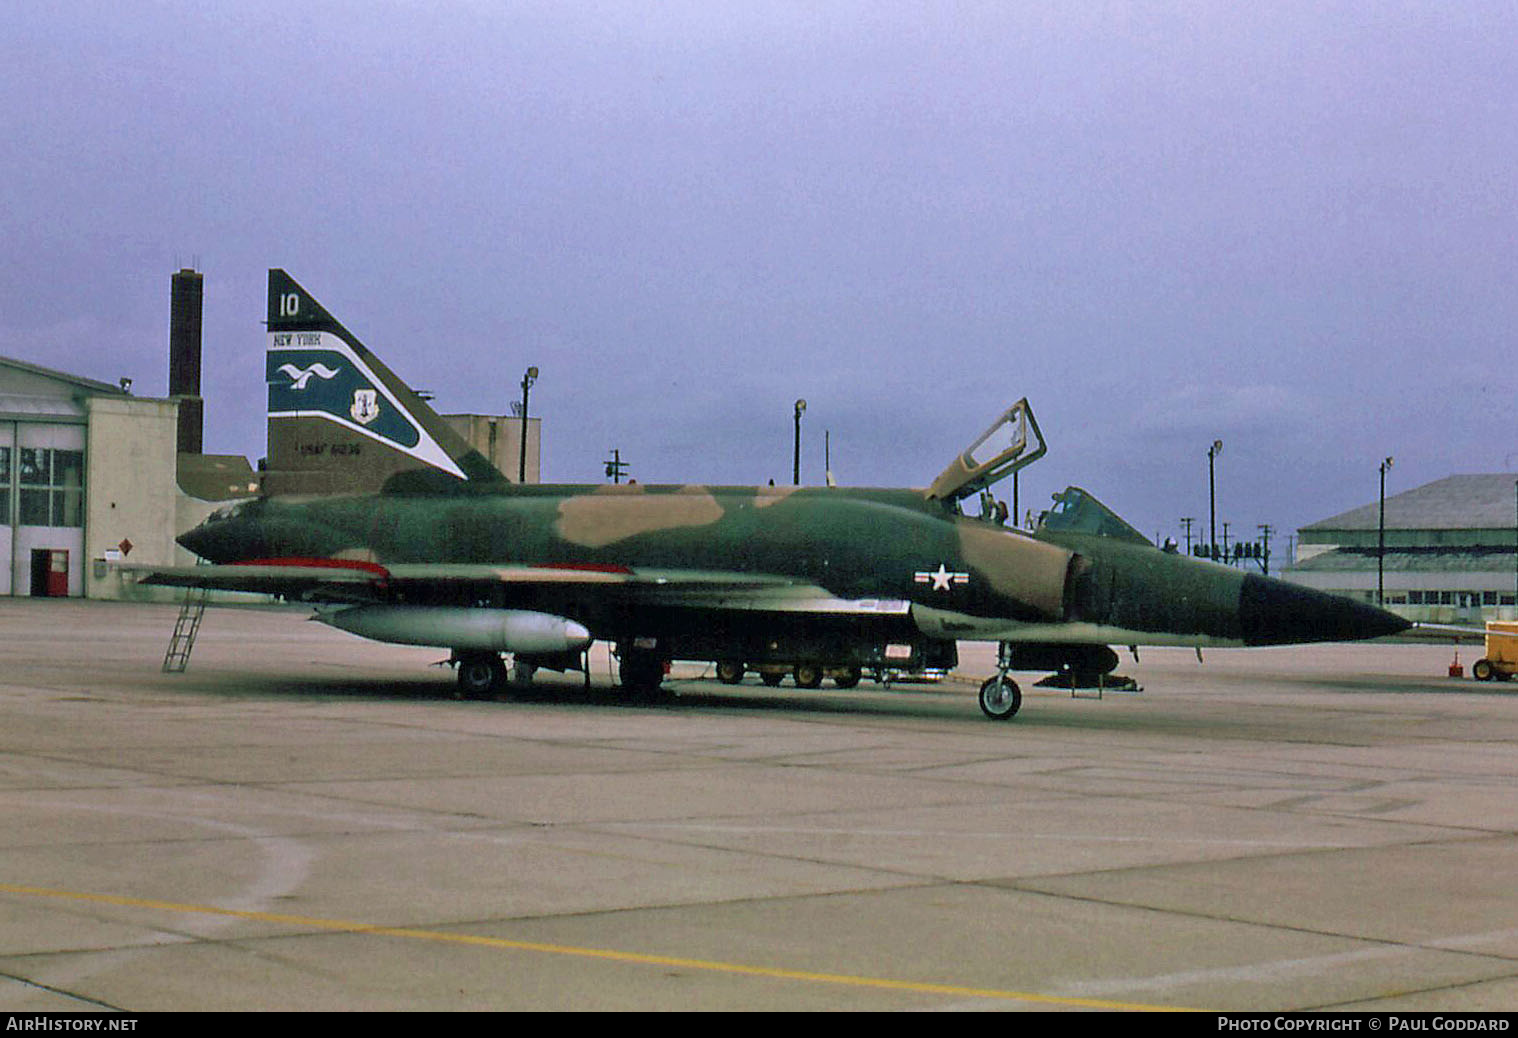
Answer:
[142,271,1409,719]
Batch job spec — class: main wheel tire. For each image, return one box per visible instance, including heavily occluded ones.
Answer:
[619,652,666,695]
[1474,658,1496,682]
[716,661,745,685]
[979,675,1022,720]
[794,663,824,689]
[833,666,862,690]
[457,654,505,698]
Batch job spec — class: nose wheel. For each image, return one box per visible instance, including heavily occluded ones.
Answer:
[979,675,1022,719]
[979,641,1022,720]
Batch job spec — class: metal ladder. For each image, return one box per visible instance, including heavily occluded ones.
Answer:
[162,585,208,673]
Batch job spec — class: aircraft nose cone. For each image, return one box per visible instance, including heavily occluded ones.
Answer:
[176,522,219,561]
[176,513,252,564]
[1239,574,1411,646]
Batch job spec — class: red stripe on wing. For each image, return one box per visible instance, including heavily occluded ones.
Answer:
[233,557,391,578]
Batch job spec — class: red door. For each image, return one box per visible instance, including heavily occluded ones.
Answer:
[46,549,68,597]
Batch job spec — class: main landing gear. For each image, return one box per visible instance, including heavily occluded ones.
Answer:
[617,646,670,698]
[452,649,590,698]
[454,651,506,698]
[978,642,1022,721]
[718,662,866,689]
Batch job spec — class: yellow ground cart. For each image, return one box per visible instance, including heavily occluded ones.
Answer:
[1473,621,1518,682]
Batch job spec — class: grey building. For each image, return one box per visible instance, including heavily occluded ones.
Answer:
[1287,473,1518,624]
[0,356,180,597]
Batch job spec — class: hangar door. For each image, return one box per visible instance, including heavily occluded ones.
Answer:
[1,422,86,597]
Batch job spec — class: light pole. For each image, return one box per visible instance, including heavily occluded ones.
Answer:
[1180,517,1195,555]
[792,399,806,486]
[518,365,538,483]
[1378,456,1394,606]
[604,448,627,484]
[1207,440,1223,560]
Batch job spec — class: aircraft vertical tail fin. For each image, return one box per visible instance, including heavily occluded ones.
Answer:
[262,270,505,495]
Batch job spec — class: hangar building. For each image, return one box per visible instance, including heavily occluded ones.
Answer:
[1287,473,1518,624]
[0,354,250,599]
[0,357,159,597]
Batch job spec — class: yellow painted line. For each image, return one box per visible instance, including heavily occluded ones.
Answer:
[0,882,1199,1011]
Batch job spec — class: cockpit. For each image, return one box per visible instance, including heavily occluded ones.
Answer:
[204,499,256,525]
[927,398,1046,506]
[1036,487,1152,546]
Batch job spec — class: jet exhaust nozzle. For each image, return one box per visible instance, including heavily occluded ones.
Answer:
[320,606,593,654]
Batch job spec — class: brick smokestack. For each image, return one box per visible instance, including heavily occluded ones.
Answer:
[169,268,204,454]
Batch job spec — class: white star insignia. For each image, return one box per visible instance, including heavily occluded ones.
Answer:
[914,564,969,592]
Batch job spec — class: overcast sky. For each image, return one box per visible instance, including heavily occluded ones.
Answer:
[4,2,1515,551]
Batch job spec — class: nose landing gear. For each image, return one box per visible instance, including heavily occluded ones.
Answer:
[979,642,1022,720]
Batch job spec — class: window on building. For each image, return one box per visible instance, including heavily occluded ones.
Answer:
[0,446,8,524]
[17,448,83,527]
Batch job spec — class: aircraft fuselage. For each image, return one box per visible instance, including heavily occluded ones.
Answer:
[180,481,1407,668]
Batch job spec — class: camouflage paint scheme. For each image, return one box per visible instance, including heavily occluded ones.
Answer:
[177,479,1405,663]
[144,272,1409,714]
